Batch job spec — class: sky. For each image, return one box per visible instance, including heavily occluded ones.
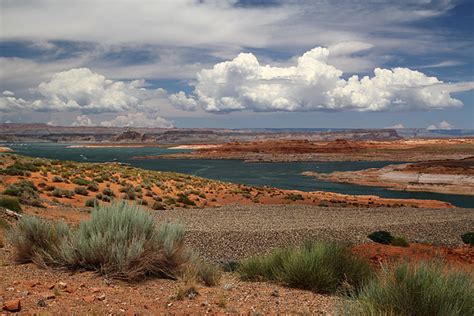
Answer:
[0,0,473,129]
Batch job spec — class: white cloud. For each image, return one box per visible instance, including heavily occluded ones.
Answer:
[184,46,472,113]
[169,91,198,111]
[0,90,29,112]
[32,68,145,113]
[71,115,94,127]
[99,112,173,128]
[387,124,405,129]
[0,68,169,113]
[427,120,454,130]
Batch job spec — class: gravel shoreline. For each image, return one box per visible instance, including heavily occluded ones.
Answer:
[154,204,474,261]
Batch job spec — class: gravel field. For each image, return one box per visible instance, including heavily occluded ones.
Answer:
[154,205,474,261]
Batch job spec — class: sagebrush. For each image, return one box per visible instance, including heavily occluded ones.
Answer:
[9,201,191,280]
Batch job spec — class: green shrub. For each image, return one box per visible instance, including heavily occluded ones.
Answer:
[368,231,394,245]
[87,182,99,192]
[123,188,136,200]
[238,241,373,294]
[102,187,115,197]
[43,185,56,191]
[343,261,474,316]
[8,216,71,265]
[461,232,474,246]
[152,201,166,210]
[391,237,409,247]
[72,177,91,186]
[52,176,64,183]
[286,193,304,201]
[3,180,42,207]
[8,202,191,281]
[196,261,221,286]
[74,186,89,196]
[52,188,75,198]
[177,193,196,206]
[0,161,39,176]
[85,198,97,207]
[0,195,22,212]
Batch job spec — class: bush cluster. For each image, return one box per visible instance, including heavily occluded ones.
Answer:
[238,241,373,294]
[0,195,22,212]
[3,180,43,207]
[8,201,191,280]
[461,232,474,246]
[344,261,474,315]
[368,230,409,247]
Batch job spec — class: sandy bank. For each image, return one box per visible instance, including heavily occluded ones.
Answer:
[304,157,474,195]
[0,146,13,152]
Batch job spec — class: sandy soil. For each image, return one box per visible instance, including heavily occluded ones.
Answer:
[0,147,12,153]
[304,157,474,195]
[137,138,474,162]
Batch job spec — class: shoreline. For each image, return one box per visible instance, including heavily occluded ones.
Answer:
[303,158,474,196]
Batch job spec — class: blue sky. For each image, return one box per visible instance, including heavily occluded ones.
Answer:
[0,0,472,129]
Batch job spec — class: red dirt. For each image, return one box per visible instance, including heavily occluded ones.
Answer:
[353,243,474,270]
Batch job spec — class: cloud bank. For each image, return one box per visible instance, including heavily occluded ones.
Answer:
[174,47,473,113]
[427,120,454,130]
[99,113,173,128]
[0,68,166,113]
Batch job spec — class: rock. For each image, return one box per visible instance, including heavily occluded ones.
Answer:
[91,287,101,293]
[3,299,21,312]
[25,280,39,288]
[45,283,55,290]
[83,295,95,303]
[40,292,56,300]
[97,294,106,301]
[64,286,76,294]
[58,282,67,289]
[271,288,280,297]
[125,309,136,316]
[223,283,233,291]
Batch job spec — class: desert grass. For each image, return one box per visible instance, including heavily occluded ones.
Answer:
[342,261,474,315]
[238,240,373,294]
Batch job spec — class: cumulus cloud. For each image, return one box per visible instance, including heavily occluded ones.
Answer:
[31,68,145,113]
[71,115,94,127]
[99,112,173,128]
[0,90,30,112]
[169,91,198,111]
[427,120,454,130]
[180,46,473,113]
[0,68,169,114]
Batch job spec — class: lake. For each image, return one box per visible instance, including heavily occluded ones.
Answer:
[4,142,474,208]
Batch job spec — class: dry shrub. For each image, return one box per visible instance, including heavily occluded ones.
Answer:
[9,201,191,281]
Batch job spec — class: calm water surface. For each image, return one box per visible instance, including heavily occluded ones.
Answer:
[5,142,474,208]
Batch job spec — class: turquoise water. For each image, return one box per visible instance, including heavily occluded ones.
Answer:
[4,142,474,208]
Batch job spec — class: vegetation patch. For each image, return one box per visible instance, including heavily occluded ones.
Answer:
[367,230,394,245]
[3,180,43,207]
[461,232,474,246]
[343,261,474,316]
[8,201,192,281]
[238,241,373,294]
[0,195,22,212]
